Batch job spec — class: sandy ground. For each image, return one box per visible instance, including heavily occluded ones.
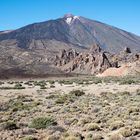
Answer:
[0,82,139,102]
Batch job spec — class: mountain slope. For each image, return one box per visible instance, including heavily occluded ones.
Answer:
[0,14,140,53]
[0,14,140,77]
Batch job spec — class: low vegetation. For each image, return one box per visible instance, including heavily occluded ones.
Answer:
[29,117,57,129]
[0,82,26,90]
[1,121,18,130]
[0,76,140,139]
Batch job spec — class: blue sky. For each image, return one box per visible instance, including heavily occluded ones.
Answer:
[0,0,140,36]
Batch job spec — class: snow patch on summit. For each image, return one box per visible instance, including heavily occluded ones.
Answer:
[65,16,80,25]
[66,17,73,24]
[73,16,80,20]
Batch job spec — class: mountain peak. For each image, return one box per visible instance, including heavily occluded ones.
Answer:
[63,13,74,18]
[63,14,80,25]
[0,14,140,53]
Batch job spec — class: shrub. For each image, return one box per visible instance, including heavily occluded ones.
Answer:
[85,133,93,139]
[136,89,140,95]
[120,91,130,96]
[0,87,14,90]
[46,94,57,99]
[109,134,122,140]
[69,90,85,97]
[0,84,25,90]
[55,93,76,104]
[85,133,103,140]
[48,80,55,85]
[65,136,81,140]
[133,121,140,129]
[7,97,39,112]
[0,81,4,85]
[92,134,103,140]
[55,98,64,104]
[14,83,25,89]
[2,121,18,130]
[78,118,91,126]
[34,81,46,88]
[55,95,67,104]
[120,128,133,137]
[47,135,60,140]
[128,107,139,114]
[120,79,136,85]
[58,80,73,85]
[87,123,101,131]
[22,136,37,140]
[11,101,32,111]
[29,117,57,129]
[40,85,47,89]
[50,85,55,88]
[110,121,124,130]
[24,81,33,86]
[93,79,102,84]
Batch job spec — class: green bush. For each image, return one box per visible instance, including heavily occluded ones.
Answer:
[34,81,47,88]
[55,91,80,104]
[29,117,57,129]
[55,95,67,104]
[120,79,136,85]
[55,90,85,105]
[12,101,27,111]
[7,97,40,112]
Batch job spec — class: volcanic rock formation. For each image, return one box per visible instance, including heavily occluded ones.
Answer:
[54,44,119,74]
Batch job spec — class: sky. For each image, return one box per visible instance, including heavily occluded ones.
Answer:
[0,0,140,36]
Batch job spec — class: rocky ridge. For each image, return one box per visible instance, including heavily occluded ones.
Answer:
[54,44,140,75]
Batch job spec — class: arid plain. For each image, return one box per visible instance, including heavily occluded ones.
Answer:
[0,76,140,140]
